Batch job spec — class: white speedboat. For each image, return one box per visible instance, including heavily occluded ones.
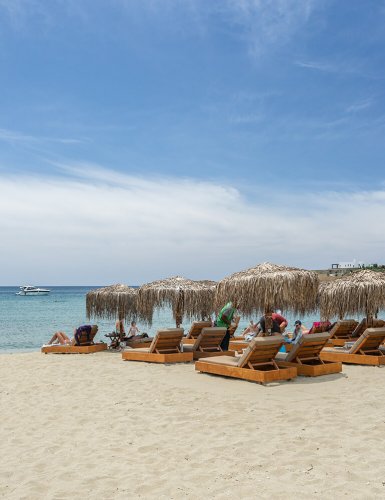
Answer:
[16,285,51,296]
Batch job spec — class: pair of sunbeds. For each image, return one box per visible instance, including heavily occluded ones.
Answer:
[327,318,385,346]
[121,327,233,363]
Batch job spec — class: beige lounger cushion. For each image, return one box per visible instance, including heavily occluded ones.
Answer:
[183,327,227,353]
[196,355,240,367]
[279,332,331,362]
[147,328,184,353]
[129,347,151,353]
[185,321,212,339]
[200,335,284,368]
[348,327,385,354]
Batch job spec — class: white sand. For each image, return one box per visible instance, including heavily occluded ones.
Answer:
[1,352,385,499]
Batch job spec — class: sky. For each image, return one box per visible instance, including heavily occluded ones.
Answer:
[1,0,385,285]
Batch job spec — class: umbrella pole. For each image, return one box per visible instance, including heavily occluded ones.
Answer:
[366,297,374,327]
[175,291,184,328]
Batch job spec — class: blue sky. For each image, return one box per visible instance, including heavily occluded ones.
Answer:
[1,0,385,285]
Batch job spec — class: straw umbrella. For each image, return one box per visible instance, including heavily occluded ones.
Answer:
[137,276,216,327]
[319,270,385,324]
[86,284,138,322]
[214,262,319,319]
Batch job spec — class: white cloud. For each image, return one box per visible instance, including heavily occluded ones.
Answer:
[0,0,319,57]
[0,165,384,285]
[346,98,373,113]
[224,0,318,56]
[0,128,87,146]
[294,60,337,72]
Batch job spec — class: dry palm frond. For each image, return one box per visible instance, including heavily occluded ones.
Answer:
[319,270,385,320]
[137,276,216,326]
[86,284,138,321]
[214,262,319,317]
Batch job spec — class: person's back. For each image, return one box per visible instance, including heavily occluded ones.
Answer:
[257,312,281,336]
[272,311,288,333]
[216,302,236,328]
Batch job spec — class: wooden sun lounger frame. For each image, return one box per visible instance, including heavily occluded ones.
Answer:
[41,343,107,354]
[122,329,193,363]
[195,360,296,384]
[276,333,342,376]
[320,328,385,366]
[183,327,234,360]
[195,336,297,384]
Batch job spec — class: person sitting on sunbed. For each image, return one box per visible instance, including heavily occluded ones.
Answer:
[256,311,281,336]
[126,321,148,340]
[290,320,308,343]
[74,325,98,345]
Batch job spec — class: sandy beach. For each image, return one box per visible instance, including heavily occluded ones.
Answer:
[1,352,385,499]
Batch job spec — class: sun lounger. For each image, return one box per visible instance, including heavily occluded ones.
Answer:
[195,335,297,384]
[41,329,107,354]
[122,328,192,363]
[183,327,234,360]
[41,343,107,354]
[320,328,385,366]
[352,318,385,338]
[275,332,342,376]
[183,321,212,345]
[327,319,359,346]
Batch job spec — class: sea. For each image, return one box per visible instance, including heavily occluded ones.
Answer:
[0,286,174,353]
[0,286,369,353]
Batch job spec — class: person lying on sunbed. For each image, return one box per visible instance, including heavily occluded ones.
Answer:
[47,325,98,346]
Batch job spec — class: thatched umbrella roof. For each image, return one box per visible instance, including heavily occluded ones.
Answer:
[137,276,216,326]
[319,270,385,321]
[214,262,319,317]
[86,284,138,321]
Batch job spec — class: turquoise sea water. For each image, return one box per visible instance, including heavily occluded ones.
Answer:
[0,286,178,352]
[0,286,375,352]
